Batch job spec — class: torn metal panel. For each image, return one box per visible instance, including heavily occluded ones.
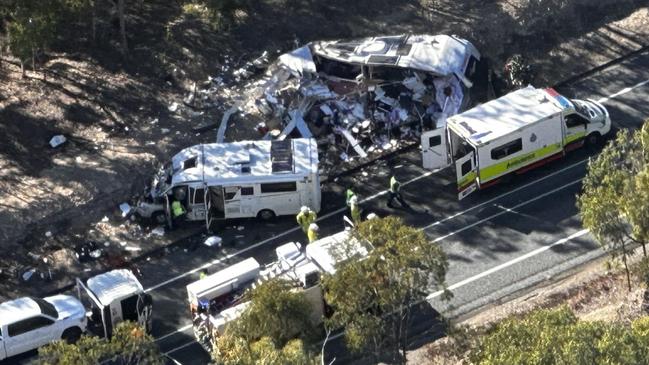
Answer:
[278,45,316,77]
[312,34,480,79]
[336,127,367,158]
[216,103,242,143]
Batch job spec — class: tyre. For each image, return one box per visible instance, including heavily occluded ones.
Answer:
[151,211,167,225]
[586,132,601,147]
[61,327,82,344]
[257,209,276,221]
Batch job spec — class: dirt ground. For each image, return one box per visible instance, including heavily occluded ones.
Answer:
[0,0,648,297]
[409,247,649,364]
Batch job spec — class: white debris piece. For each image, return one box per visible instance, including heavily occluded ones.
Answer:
[49,135,67,148]
[337,127,368,158]
[161,128,170,134]
[22,268,36,281]
[204,236,223,247]
[101,216,109,222]
[45,231,52,238]
[119,203,132,217]
[124,246,142,252]
[217,103,242,143]
[152,226,165,236]
[278,45,316,77]
[168,102,180,112]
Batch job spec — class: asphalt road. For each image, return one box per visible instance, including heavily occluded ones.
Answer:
[3,50,647,365]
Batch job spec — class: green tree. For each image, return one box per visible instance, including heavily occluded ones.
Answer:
[37,321,163,365]
[322,216,449,363]
[4,0,60,76]
[578,121,649,291]
[212,278,318,364]
[469,306,649,365]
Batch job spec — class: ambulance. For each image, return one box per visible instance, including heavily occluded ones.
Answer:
[186,231,370,351]
[421,86,611,199]
[135,138,321,230]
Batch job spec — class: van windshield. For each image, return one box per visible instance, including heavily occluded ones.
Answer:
[31,297,58,318]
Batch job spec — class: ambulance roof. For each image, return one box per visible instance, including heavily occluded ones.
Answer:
[171,138,318,186]
[186,257,261,301]
[306,231,372,274]
[86,269,143,306]
[312,34,479,76]
[447,86,572,146]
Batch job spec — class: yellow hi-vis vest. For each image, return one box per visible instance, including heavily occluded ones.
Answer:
[171,201,186,218]
[307,228,318,243]
[390,176,400,193]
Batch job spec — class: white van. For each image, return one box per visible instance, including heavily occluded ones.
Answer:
[421,86,611,199]
[135,138,320,230]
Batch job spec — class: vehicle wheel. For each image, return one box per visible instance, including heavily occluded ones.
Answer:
[62,327,82,344]
[257,209,276,221]
[151,211,167,225]
[586,132,601,147]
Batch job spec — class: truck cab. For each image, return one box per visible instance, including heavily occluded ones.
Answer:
[0,295,87,360]
[76,269,153,338]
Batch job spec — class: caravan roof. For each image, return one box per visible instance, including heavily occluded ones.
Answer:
[171,138,318,186]
[311,34,479,76]
[447,86,571,146]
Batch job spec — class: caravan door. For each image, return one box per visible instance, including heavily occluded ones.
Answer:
[456,151,478,200]
[187,186,206,221]
[421,128,450,170]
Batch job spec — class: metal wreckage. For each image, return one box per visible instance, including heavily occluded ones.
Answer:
[212,34,481,172]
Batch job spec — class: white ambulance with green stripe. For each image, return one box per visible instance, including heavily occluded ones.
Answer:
[421,85,610,199]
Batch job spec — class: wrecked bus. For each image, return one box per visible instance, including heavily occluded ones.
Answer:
[421,86,611,199]
[135,138,320,230]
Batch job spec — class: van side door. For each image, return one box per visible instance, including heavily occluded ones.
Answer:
[6,316,54,357]
[456,151,478,200]
[238,186,256,216]
[421,127,450,170]
[0,326,7,360]
[562,112,587,148]
[187,186,206,221]
[223,186,242,218]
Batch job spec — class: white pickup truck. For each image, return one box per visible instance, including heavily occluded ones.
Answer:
[0,295,87,360]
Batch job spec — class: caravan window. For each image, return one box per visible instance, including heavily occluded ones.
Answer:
[191,187,205,204]
[241,187,254,196]
[224,187,239,200]
[261,182,297,193]
[491,138,523,160]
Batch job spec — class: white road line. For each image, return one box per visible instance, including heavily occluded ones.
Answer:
[164,340,199,356]
[597,78,649,103]
[155,323,192,343]
[428,179,582,242]
[322,228,593,345]
[426,229,590,300]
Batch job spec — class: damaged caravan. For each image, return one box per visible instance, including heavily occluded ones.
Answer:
[135,138,320,230]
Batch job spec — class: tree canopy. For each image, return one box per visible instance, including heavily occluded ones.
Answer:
[36,321,163,365]
[578,121,649,290]
[470,306,649,365]
[322,216,449,363]
[212,278,319,365]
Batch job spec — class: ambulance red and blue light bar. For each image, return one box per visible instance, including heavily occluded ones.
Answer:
[544,88,573,110]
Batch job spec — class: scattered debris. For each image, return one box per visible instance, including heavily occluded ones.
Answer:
[49,135,67,148]
[119,203,132,217]
[151,226,165,236]
[45,231,52,238]
[22,268,36,281]
[168,102,180,113]
[204,236,222,247]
